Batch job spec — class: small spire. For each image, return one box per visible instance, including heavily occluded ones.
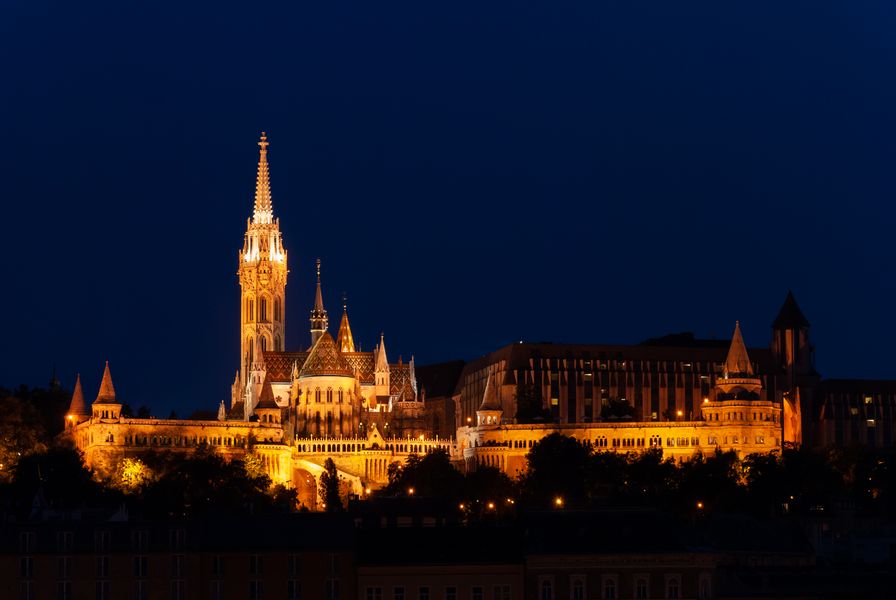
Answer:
[95,361,118,404]
[309,259,329,347]
[375,333,389,371]
[217,400,226,421]
[252,132,273,224]
[479,371,501,411]
[724,321,754,377]
[67,374,88,417]
[336,295,355,353]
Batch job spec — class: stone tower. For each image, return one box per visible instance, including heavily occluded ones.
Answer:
[238,133,288,386]
[771,291,818,446]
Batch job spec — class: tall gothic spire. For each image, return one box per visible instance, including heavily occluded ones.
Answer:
[337,294,356,353]
[253,132,273,224]
[723,321,754,377]
[309,259,329,348]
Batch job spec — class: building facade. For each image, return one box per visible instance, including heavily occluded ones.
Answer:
[66,133,890,505]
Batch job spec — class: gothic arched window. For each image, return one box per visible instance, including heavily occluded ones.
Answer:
[246,297,254,322]
[315,388,321,403]
[260,336,267,351]
[326,388,333,403]
[274,297,281,322]
[274,335,281,352]
[259,297,268,322]
[338,389,344,403]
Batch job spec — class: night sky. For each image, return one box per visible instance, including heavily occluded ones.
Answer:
[3,2,895,416]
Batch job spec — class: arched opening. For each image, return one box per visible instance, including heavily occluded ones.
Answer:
[259,297,268,322]
[274,297,281,322]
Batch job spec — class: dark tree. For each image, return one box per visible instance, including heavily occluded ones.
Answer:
[383,449,464,499]
[624,447,679,507]
[319,458,342,511]
[522,433,591,507]
[584,449,628,503]
[0,395,48,483]
[136,405,152,419]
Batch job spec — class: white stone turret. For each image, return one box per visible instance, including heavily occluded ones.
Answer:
[476,371,503,426]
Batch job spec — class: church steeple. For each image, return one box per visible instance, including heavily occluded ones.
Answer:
[253,132,273,224]
[336,295,355,353]
[309,259,329,348]
[238,132,287,386]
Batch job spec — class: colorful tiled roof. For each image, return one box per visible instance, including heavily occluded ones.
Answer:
[299,332,353,377]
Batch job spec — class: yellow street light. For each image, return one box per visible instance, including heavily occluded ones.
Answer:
[487,502,495,510]
[696,501,704,510]
[408,487,415,496]
[554,496,564,508]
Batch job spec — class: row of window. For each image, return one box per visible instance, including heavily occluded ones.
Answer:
[19,530,184,554]
[538,574,705,600]
[366,586,510,600]
[245,296,282,323]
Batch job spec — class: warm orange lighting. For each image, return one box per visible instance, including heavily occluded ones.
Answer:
[696,501,704,509]
[408,487,415,496]
[459,503,465,510]
[487,502,495,510]
[364,487,371,495]
[676,410,683,417]
[466,417,472,423]
[703,398,709,404]
[554,496,564,508]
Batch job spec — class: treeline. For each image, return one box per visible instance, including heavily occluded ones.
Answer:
[1,443,298,520]
[381,433,896,520]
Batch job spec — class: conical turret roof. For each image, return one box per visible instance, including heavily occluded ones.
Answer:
[256,375,278,409]
[723,322,754,377]
[773,290,810,329]
[478,372,502,411]
[67,374,88,416]
[299,332,352,377]
[93,362,118,404]
[337,302,355,353]
[375,333,389,371]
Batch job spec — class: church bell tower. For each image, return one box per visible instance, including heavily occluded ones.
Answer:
[238,133,288,386]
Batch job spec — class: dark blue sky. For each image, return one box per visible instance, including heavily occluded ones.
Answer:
[2,1,895,415]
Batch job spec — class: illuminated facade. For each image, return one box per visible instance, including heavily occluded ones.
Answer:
[66,134,449,508]
[457,322,784,474]
[66,133,827,505]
